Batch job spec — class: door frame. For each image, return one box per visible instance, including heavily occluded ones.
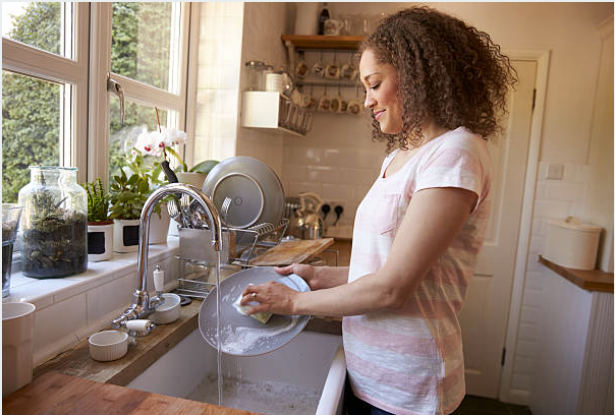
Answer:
[497,49,551,404]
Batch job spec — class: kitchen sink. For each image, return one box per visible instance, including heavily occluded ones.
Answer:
[127,329,346,415]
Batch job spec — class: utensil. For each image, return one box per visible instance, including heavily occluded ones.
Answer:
[198,267,311,356]
[220,197,232,225]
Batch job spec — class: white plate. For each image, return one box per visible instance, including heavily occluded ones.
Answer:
[202,157,285,229]
[198,267,311,356]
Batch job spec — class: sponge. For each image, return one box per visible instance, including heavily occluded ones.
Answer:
[233,294,273,324]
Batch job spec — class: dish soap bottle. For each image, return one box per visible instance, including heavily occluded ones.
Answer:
[318,2,330,35]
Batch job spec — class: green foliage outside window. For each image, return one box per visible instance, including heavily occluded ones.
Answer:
[2,3,61,203]
[3,2,175,203]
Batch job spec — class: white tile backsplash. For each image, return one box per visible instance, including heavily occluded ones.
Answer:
[33,294,87,364]
[86,272,136,326]
[4,242,180,366]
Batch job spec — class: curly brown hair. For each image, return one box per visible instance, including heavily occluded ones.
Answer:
[360,6,517,151]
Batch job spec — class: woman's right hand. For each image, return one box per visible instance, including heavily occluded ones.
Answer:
[274,263,322,290]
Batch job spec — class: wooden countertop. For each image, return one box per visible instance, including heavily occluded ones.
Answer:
[539,255,614,293]
[3,372,255,415]
[16,297,341,415]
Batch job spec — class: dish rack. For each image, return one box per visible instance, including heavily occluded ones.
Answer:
[174,219,289,299]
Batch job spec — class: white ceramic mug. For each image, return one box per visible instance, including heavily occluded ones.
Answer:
[3,302,36,397]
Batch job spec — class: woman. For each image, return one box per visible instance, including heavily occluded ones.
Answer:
[241,7,516,415]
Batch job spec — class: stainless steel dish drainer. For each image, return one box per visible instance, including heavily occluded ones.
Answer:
[174,219,289,299]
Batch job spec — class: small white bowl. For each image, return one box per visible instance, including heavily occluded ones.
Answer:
[150,293,181,325]
[89,330,128,362]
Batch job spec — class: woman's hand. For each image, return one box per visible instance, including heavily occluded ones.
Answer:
[274,263,320,290]
[240,281,300,316]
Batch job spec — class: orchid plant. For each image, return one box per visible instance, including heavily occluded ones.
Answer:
[134,126,189,172]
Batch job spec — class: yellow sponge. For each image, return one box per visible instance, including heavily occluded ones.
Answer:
[233,294,272,324]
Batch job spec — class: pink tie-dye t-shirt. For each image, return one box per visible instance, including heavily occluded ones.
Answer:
[343,127,492,415]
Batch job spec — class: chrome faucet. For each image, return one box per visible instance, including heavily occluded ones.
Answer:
[112,183,222,331]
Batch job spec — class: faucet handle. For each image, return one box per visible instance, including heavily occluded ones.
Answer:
[125,319,153,336]
[153,265,164,294]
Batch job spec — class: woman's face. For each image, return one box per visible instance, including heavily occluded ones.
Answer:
[359,49,402,134]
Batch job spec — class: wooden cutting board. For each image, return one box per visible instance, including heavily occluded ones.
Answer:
[2,372,257,415]
[249,238,335,266]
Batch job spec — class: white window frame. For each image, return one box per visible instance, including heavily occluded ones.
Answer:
[2,2,90,183]
[88,2,192,184]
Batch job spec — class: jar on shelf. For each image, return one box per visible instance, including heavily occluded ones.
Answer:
[245,60,267,91]
[18,166,88,278]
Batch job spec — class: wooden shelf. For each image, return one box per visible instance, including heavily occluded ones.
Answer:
[282,35,365,50]
[539,255,614,293]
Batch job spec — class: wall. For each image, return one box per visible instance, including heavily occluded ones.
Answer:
[581,17,614,272]
[234,2,295,178]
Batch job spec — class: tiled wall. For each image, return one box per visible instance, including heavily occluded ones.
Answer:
[281,113,386,229]
[234,2,292,177]
[508,162,590,394]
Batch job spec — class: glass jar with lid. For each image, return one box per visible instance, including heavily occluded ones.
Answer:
[245,60,268,91]
[18,166,88,278]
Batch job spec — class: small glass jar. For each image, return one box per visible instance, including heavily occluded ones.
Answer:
[18,166,88,278]
[245,60,267,91]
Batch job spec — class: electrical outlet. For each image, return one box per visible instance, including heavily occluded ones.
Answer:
[323,201,343,225]
[545,163,564,180]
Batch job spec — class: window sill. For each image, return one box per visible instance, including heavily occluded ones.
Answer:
[3,238,179,312]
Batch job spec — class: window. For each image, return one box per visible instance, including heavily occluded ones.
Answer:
[105,2,189,181]
[2,2,87,202]
[2,2,192,202]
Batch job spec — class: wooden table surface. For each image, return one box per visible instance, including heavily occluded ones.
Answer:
[3,372,256,415]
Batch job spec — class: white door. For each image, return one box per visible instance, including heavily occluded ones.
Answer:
[458,60,538,398]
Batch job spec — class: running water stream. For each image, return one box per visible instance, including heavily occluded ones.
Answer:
[215,250,223,406]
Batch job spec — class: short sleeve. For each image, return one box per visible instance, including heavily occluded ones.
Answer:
[414,135,490,210]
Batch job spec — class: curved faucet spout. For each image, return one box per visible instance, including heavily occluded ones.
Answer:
[138,183,222,292]
[112,183,222,330]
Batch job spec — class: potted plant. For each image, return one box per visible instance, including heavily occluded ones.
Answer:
[83,178,113,261]
[134,125,219,189]
[109,165,150,253]
[109,152,170,252]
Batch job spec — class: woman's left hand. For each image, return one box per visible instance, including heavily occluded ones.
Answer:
[240,282,299,316]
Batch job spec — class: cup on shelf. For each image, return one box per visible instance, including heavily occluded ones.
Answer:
[324,63,340,80]
[312,60,325,78]
[318,95,332,112]
[330,96,341,113]
[295,60,309,79]
[340,63,355,81]
[347,99,362,115]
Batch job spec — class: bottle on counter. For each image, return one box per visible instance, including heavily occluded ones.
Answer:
[318,2,330,35]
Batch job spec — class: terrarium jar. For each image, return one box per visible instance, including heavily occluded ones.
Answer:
[18,166,88,278]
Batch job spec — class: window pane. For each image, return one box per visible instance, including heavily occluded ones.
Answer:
[108,98,169,181]
[111,2,177,92]
[2,2,71,58]
[2,71,61,203]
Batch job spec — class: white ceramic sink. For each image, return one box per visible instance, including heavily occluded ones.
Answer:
[127,329,346,415]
